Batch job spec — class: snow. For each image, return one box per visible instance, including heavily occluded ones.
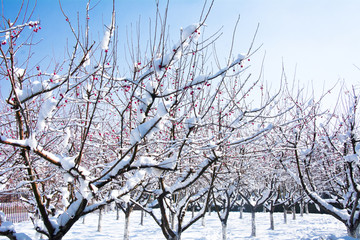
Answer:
[61,187,70,207]
[238,53,246,61]
[0,221,14,232]
[130,116,162,145]
[301,148,312,156]
[0,135,26,147]
[0,212,31,240]
[1,211,354,240]
[309,192,350,222]
[101,29,111,50]
[79,179,92,200]
[60,156,76,171]
[102,156,131,178]
[355,143,360,154]
[230,110,244,127]
[156,99,171,118]
[150,23,202,74]
[27,21,39,28]
[181,23,199,41]
[186,75,207,88]
[5,31,10,40]
[230,124,273,146]
[57,196,83,229]
[25,134,37,149]
[62,127,71,149]
[127,170,145,189]
[121,194,131,203]
[0,211,6,222]
[13,233,32,240]
[15,77,62,103]
[131,156,157,168]
[169,159,212,193]
[344,154,358,163]
[159,154,177,169]
[152,57,164,74]
[185,117,199,130]
[131,156,174,173]
[101,11,115,51]
[107,170,147,200]
[14,68,25,79]
[37,96,57,132]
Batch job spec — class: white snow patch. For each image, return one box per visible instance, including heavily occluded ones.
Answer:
[5,31,10,40]
[237,53,246,61]
[61,187,70,208]
[355,143,360,155]
[25,134,37,149]
[181,23,200,41]
[63,127,71,149]
[132,156,157,168]
[63,173,74,183]
[121,194,130,203]
[37,96,57,132]
[57,196,83,227]
[344,154,358,163]
[159,154,177,169]
[60,156,76,171]
[185,117,198,130]
[101,29,111,50]
[130,116,162,145]
[14,68,25,79]
[101,157,131,179]
[5,211,351,240]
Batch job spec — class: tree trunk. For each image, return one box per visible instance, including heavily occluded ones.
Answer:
[140,210,144,226]
[116,205,120,220]
[239,206,244,219]
[251,209,256,237]
[305,202,309,214]
[170,212,175,230]
[82,216,85,224]
[124,211,130,240]
[168,233,181,240]
[192,204,195,218]
[292,205,296,220]
[201,215,205,227]
[49,235,64,240]
[283,205,287,224]
[221,221,227,240]
[208,206,211,216]
[270,211,274,230]
[97,207,103,232]
[263,206,266,213]
[269,201,275,230]
[347,224,360,238]
[347,226,357,238]
[300,200,304,217]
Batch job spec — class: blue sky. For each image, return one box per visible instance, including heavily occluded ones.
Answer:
[2,0,360,105]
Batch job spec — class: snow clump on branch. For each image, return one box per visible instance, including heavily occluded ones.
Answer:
[154,23,202,74]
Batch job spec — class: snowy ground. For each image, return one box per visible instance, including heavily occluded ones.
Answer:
[1,210,356,240]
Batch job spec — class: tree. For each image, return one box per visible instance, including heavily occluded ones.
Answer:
[115,185,150,240]
[212,165,241,240]
[238,165,274,237]
[0,0,279,239]
[278,82,360,238]
[0,1,205,239]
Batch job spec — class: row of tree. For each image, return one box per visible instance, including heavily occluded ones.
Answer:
[0,1,359,240]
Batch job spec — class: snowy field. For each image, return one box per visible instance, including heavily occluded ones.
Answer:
[1,210,355,240]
